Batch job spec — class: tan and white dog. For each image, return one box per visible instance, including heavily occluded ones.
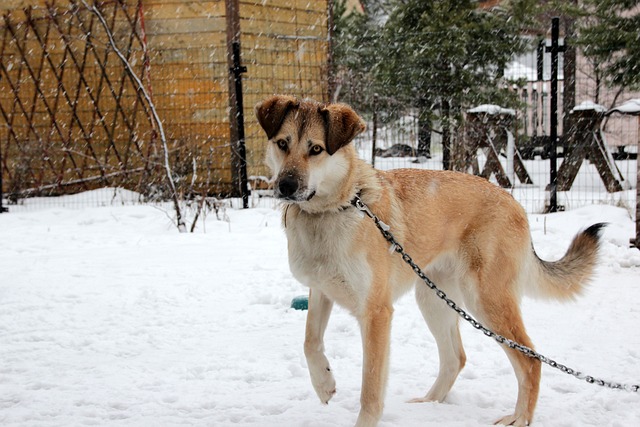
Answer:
[255,95,604,427]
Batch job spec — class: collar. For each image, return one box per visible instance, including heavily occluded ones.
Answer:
[337,192,362,212]
[283,192,362,228]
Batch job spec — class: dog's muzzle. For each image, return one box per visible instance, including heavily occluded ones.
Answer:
[275,174,315,202]
[278,175,298,199]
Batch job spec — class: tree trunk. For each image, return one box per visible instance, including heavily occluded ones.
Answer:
[562,13,577,137]
[442,99,451,170]
[417,107,431,158]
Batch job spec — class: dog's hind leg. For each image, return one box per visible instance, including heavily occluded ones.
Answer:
[484,306,539,426]
[410,272,466,403]
[467,279,541,427]
[304,289,337,404]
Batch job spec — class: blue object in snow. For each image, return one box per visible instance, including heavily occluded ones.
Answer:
[290,295,308,310]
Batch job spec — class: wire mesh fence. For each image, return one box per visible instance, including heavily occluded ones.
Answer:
[0,2,161,203]
[0,0,637,223]
[337,46,638,216]
[241,35,330,189]
[0,0,329,212]
[345,100,637,215]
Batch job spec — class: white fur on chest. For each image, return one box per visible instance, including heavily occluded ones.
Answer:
[285,209,372,313]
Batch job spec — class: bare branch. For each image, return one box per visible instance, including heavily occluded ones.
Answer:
[82,0,186,232]
[16,168,147,197]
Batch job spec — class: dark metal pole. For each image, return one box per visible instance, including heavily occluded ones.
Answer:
[230,41,249,209]
[225,0,249,208]
[371,93,378,168]
[546,17,564,213]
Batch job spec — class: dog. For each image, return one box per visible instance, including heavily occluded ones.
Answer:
[255,95,604,427]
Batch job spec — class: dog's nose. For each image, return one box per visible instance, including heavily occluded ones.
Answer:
[278,176,298,198]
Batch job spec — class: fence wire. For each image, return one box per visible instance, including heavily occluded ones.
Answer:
[0,0,329,211]
[1,1,637,219]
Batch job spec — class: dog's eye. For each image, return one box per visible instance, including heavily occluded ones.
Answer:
[309,145,324,156]
[274,139,288,151]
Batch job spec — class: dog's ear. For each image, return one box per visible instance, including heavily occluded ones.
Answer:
[320,103,366,155]
[255,95,299,139]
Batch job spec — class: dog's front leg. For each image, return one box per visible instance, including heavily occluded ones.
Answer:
[304,289,336,404]
[355,300,393,427]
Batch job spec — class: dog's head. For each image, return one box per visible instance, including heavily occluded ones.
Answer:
[255,95,365,208]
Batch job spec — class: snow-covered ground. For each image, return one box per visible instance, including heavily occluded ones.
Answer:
[1,190,639,426]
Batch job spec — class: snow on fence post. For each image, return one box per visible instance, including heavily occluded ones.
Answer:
[82,0,186,232]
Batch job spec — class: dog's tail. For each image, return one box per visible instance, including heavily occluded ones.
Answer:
[528,223,607,301]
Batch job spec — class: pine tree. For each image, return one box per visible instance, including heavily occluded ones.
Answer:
[331,0,536,167]
[376,0,532,167]
[577,0,640,104]
[330,1,384,107]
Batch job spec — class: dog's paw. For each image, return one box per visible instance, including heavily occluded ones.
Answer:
[407,396,437,404]
[355,410,380,427]
[309,365,336,404]
[494,413,530,426]
[408,389,446,403]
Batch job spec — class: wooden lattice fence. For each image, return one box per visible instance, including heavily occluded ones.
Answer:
[0,0,330,204]
[0,1,165,199]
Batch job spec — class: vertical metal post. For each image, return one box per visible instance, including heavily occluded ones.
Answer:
[225,0,249,208]
[230,41,249,209]
[546,17,564,213]
[371,93,378,168]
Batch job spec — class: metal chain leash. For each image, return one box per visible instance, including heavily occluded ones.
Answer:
[352,195,639,393]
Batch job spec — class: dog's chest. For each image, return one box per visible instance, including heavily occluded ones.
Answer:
[285,210,371,310]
